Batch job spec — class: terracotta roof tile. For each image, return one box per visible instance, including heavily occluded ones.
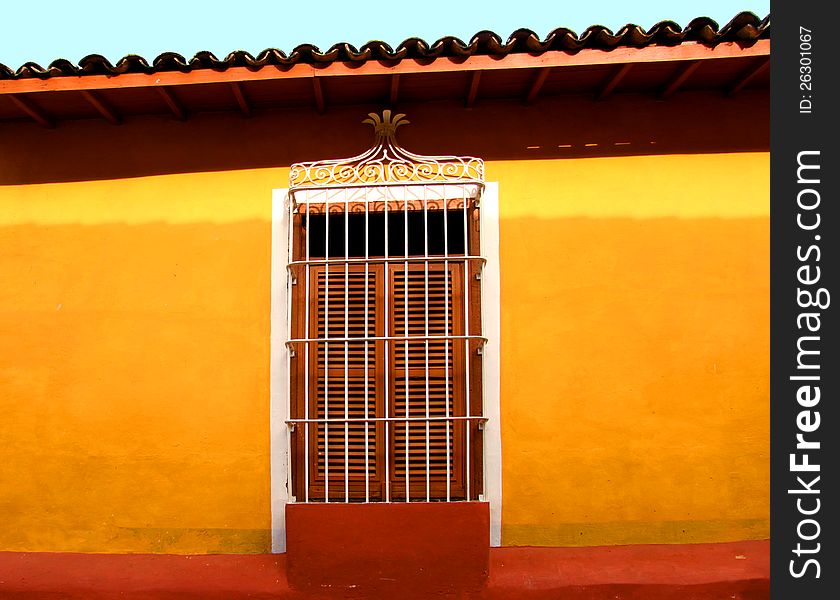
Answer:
[0,12,769,80]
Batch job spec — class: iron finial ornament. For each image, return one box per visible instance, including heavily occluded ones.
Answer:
[363,109,408,141]
[289,110,484,189]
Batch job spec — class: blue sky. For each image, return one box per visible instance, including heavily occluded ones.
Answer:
[0,1,769,69]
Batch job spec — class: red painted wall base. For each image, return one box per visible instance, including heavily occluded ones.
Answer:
[285,501,490,592]
[0,539,769,599]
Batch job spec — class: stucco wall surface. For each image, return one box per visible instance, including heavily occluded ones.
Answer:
[489,154,769,546]
[0,153,768,552]
[1,169,276,552]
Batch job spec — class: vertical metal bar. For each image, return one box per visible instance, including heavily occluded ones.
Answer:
[344,188,350,503]
[384,188,391,503]
[477,187,487,505]
[324,192,330,503]
[403,185,410,502]
[364,187,370,503]
[286,192,295,502]
[423,186,430,502]
[443,191,451,502]
[463,190,470,502]
[304,194,311,503]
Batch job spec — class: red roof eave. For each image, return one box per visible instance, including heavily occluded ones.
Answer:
[0,40,770,96]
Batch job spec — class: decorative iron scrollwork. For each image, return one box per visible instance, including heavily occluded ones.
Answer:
[289,110,484,190]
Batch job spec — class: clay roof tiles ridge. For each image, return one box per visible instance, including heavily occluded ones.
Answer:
[0,12,769,80]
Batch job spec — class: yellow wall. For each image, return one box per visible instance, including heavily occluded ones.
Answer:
[490,154,769,546]
[0,153,768,553]
[0,169,278,553]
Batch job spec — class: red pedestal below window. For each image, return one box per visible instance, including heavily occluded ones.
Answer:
[285,501,490,592]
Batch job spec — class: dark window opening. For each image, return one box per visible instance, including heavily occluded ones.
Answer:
[306,211,466,258]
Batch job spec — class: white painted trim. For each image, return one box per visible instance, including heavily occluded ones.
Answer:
[291,183,482,205]
[269,188,291,553]
[480,182,503,547]
[269,182,503,551]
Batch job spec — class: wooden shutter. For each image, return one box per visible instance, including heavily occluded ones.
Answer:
[297,264,385,501]
[389,262,467,500]
[289,205,483,502]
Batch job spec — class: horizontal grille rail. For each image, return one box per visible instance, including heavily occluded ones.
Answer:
[286,335,486,346]
[287,416,487,424]
[288,256,485,268]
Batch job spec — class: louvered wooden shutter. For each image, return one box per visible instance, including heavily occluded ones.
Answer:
[389,263,467,500]
[289,205,482,502]
[305,264,384,501]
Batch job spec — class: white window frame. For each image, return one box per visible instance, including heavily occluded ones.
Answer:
[269,182,502,552]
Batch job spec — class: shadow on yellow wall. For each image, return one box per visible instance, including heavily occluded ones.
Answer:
[0,92,769,186]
